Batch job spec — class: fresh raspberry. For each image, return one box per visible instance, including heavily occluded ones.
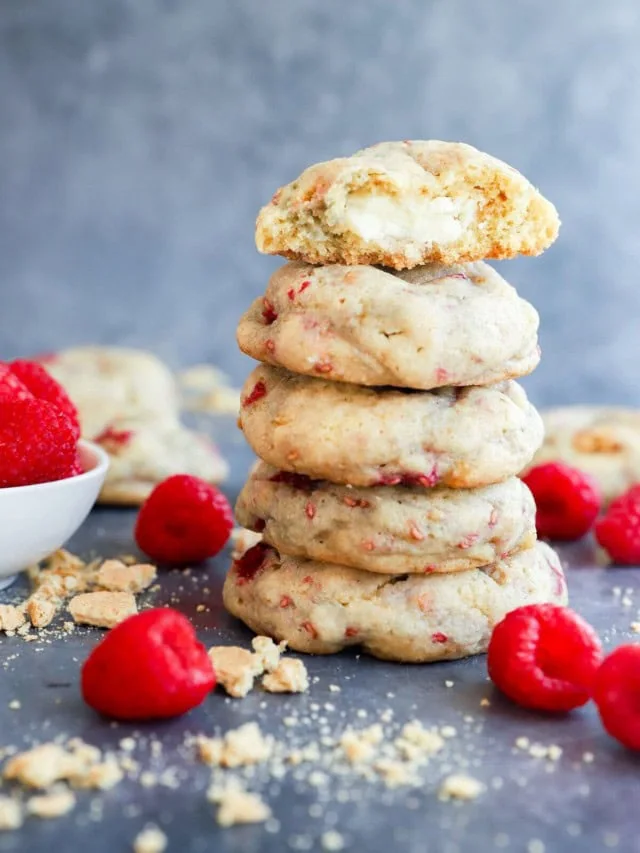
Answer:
[593,645,640,750]
[135,474,233,564]
[0,398,78,487]
[81,608,215,720]
[0,364,32,402]
[487,604,603,712]
[595,503,640,565]
[521,462,601,540]
[9,359,81,440]
[609,485,640,513]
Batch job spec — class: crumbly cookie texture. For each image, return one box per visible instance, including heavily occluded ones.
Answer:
[527,406,640,505]
[237,462,537,575]
[68,591,137,629]
[256,140,559,269]
[208,646,264,698]
[208,779,271,828]
[238,260,539,389]
[262,659,310,694]
[223,542,566,662]
[239,365,543,489]
[133,825,168,853]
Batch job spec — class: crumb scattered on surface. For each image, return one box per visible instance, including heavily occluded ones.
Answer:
[68,591,137,628]
[0,605,26,632]
[439,773,484,801]
[198,723,272,768]
[3,741,123,792]
[321,830,345,851]
[208,779,271,828]
[26,788,76,819]
[262,659,309,694]
[208,646,262,698]
[95,560,157,594]
[252,636,286,672]
[0,797,22,831]
[8,700,21,711]
[133,824,168,853]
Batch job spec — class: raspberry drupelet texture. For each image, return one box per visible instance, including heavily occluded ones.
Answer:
[521,462,601,541]
[596,487,640,565]
[487,603,603,712]
[0,364,32,402]
[81,608,215,720]
[0,398,78,487]
[593,644,640,750]
[135,474,234,564]
[10,359,81,440]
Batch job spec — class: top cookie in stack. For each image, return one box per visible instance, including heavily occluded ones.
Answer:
[224,141,565,663]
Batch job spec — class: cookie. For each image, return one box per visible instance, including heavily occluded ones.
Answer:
[528,406,640,505]
[95,418,228,505]
[239,366,543,489]
[44,346,179,439]
[223,542,567,662]
[256,141,560,269]
[236,462,537,575]
[237,261,539,389]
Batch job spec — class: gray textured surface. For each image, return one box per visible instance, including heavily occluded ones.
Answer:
[1,441,640,853]
[1,0,640,406]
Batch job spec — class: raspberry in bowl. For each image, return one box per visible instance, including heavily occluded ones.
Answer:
[0,439,109,588]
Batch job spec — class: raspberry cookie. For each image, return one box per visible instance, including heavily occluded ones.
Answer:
[236,462,536,574]
[96,418,228,505]
[44,346,179,438]
[256,141,560,269]
[527,406,640,505]
[239,366,543,489]
[223,542,567,662]
[237,261,540,389]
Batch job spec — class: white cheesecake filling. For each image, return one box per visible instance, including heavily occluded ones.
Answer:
[343,193,475,246]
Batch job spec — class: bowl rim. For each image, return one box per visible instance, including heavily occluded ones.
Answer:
[0,439,110,496]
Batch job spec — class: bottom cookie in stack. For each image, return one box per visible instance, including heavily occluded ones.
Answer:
[223,542,566,663]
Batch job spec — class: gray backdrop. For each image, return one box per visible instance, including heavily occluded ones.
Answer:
[1,0,639,407]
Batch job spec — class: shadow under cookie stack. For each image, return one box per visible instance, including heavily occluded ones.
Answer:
[224,140,567,663]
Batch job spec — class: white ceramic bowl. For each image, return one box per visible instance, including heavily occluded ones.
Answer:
[0,440,109,588]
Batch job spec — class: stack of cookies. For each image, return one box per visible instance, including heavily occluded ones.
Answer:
[224,140,567,663]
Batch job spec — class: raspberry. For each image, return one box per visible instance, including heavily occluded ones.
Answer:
[135,474,233,564]
[595,503,640,565]
[609,484,640,513]
[593,645,640,750]
[81,608,215,720]
[0,398,78,487]
[521,462,601,540]
[9,360,81,440]
[487,604,603,712]
[0,364,32,402]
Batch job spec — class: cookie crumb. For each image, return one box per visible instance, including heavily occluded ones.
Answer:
[0,605,26,633]
[445,680,454,688]
[582,751,595,764]
[252,636,287,672]
[0,796,22,831]
[631,622,640,634]
[95,560,157,594]
[395,721,444,760]
[133,825,168,853]
[440,726,457,739]
[208,646,262,698]
[438,773,484,801]
[68,591,137,628]
[527,841,545,853]
[329,684,341,693]
[26,788,76,819]
[8,700,21,711]
[340,725,383,764]
[321,830,345,851]
[198,723,272,768]
[262,659,309,694]
[208,780,271,828]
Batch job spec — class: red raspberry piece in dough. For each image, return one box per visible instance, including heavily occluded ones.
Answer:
[0,398,78,487]
[487,604,603,712]
[10,359,81,440]
[593,644,640,750]
[81,608,215,720]
[521,462,601,540]
[135,475,233,564]
[0,364,32,402]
